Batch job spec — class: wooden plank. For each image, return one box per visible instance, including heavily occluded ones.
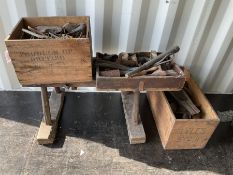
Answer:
[99,69,120,77]
[165,119,219,149]
[121,91,146,144]
[5,16,92,86]
[21,80,96,88]
[37,90,65,144]
[69,80,96,87]
[6,39,92,86]
[97,76,185,91]
[6,18,24,40]
[41,87,51,125]
[96,65,185,91]
[147,91,175,147]
[132,90,140,124]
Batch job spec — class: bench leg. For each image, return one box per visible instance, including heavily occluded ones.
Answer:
[37,87,65,144]
[121,90,146,144]
[41,87,52,125]
[132,90,140,125]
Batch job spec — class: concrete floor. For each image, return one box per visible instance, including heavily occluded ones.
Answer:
[0,91,232,175]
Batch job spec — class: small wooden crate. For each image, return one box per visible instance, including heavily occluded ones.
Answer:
[5,16,92,86]
[96,52,185,91]
[147,77,220,149]
[96,69,185,91]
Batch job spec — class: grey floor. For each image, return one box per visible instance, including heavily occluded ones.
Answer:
[0,91,233,175]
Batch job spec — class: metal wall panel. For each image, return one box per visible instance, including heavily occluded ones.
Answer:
[0,0,232,92]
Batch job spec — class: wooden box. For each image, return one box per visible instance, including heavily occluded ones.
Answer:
[96,52,185,91]
[5,16,92,86]
[147,77,220,149]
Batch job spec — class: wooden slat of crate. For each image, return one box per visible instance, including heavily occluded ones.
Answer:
[6,39,92,86]
[96,67,185,91]
[5,16,92,86]
[21,80,96,88]
[165,119,219,149]
[147,77,220,150]
[146,90,174,146]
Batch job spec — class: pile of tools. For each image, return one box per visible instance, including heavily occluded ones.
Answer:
[96,46,183,77]
[21,23,87,39]
[166,85,201,119]
[96,46,201,119]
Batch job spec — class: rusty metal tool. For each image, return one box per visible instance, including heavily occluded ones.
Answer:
[125,46,180,77]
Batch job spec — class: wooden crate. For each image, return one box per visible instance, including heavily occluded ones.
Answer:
[5,16,92,86]
[96,69,185,91]
[147,77,220,149]
[96,55,185,91]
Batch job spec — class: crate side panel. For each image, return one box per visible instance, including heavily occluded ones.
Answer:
[147,91,175,148]
[187,76,219,121]
[8,18,25,40]
[5,39,92,85]
[97,76,185,91]
[165,120,219,149]
[24,16,89,27]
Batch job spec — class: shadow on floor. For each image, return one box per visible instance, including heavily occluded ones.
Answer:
[0,91,232,174]
[57,92,233,174]
[0,91,42,126]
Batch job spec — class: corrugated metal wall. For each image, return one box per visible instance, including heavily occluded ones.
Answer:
[0,0,233,92]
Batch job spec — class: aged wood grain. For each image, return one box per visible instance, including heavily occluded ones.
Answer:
[96,66,185,91]
[37,90,64,144]
[5,16,92,86]
[147,75,220,150]
[41,87,52,125]
[121,91,146,144]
